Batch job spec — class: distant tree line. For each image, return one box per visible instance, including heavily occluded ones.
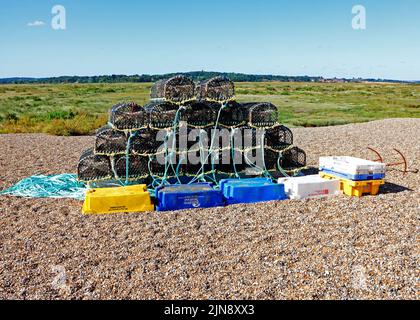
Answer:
[0,71,415,84]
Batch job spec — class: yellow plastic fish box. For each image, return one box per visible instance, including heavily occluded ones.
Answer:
[82,184,154,214]
[319,172,384,197]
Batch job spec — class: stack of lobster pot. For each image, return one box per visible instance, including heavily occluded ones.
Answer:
[77,75,307,185]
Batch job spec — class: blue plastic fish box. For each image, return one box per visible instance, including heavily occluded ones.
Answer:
[156,183,224,212]
[320,168,385,181]
[220,178,287,205]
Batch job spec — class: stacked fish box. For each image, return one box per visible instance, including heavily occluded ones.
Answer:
[278,175,341,200]
[156,183,225,212]
[319,156,386,197]
[220,178,287,205]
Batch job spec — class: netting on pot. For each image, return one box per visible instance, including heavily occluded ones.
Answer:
[264,149,281,172]
[180,101,216,127]
[196,76,235,102]
[174,127,197,153]
[150,75,196,104]
[241,126,265,151]
[217,101,247,127]
[185,162,204,176]
[183,142,215,176]
[229,146,246,172]
[265,125,293,150]
[279,147,307,171]
[203,126,233,152]
[148,154,171,178]
[215,148,245,175]
[129,129,162,155]
[113,154,149,180]
[94,125,128,155]
[245,102,279,127]
[77,148,113,182]
[144,101,179,128]
[242,148,278,174]
[184,160,213,176]
[109,102,147,131]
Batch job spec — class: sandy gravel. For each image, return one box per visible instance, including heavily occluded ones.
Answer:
[0,118,419,300]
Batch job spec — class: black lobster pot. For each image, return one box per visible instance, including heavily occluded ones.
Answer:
[265,125,293,150]
[109,102,147,131]
[180,101,216,127]
[113,154,149,181]
[129,128,163,155]
[244,102,279,127]
[150,75,196,104]
[196,76,235,102]
[217,101,247,127]
[144,101,180,129]
[280,147,307,171]
[77,148,113,182]
[94,125,128,155]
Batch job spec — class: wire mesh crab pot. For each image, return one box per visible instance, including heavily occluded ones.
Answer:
[230,147,247,172]
[113,154,149,181]
[216,148,246,175]
[129,128,162,155]
[196,76,235,102]
[264,149,282,172]
[265,125,293,150]
[150,75,196,104]
[77,148,113,182]
[180,101,216,127]
[176,127,202,152]
[109,102,147,131]
[209,148,231,173]
[185,162,204,176]
[241,126,265,151]
[245,102,279,127]
[183,146,215,176]
[241,148,278,175]
[217,101,247,127]
[241,126,290,152]
[204,128,244,173]
[94,125,128,155]
[145,101,180,128]
[184,162,214,176]
[147,154,173,178]
[203,126,233,151]
[280,147,307,171]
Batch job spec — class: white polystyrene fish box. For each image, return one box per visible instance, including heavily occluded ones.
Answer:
[278,175,341,200]
[319,156,386,175]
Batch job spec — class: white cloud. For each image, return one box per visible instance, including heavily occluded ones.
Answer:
[27,20,46,27]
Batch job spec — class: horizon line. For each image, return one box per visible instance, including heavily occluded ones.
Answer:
[0,71,418,83]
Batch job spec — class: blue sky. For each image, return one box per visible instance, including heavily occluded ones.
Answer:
[0,0,419,80]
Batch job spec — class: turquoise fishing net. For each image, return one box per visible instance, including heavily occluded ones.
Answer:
[0,174,87,200]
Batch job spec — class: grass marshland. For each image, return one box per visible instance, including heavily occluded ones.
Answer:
[0,82,418,135]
